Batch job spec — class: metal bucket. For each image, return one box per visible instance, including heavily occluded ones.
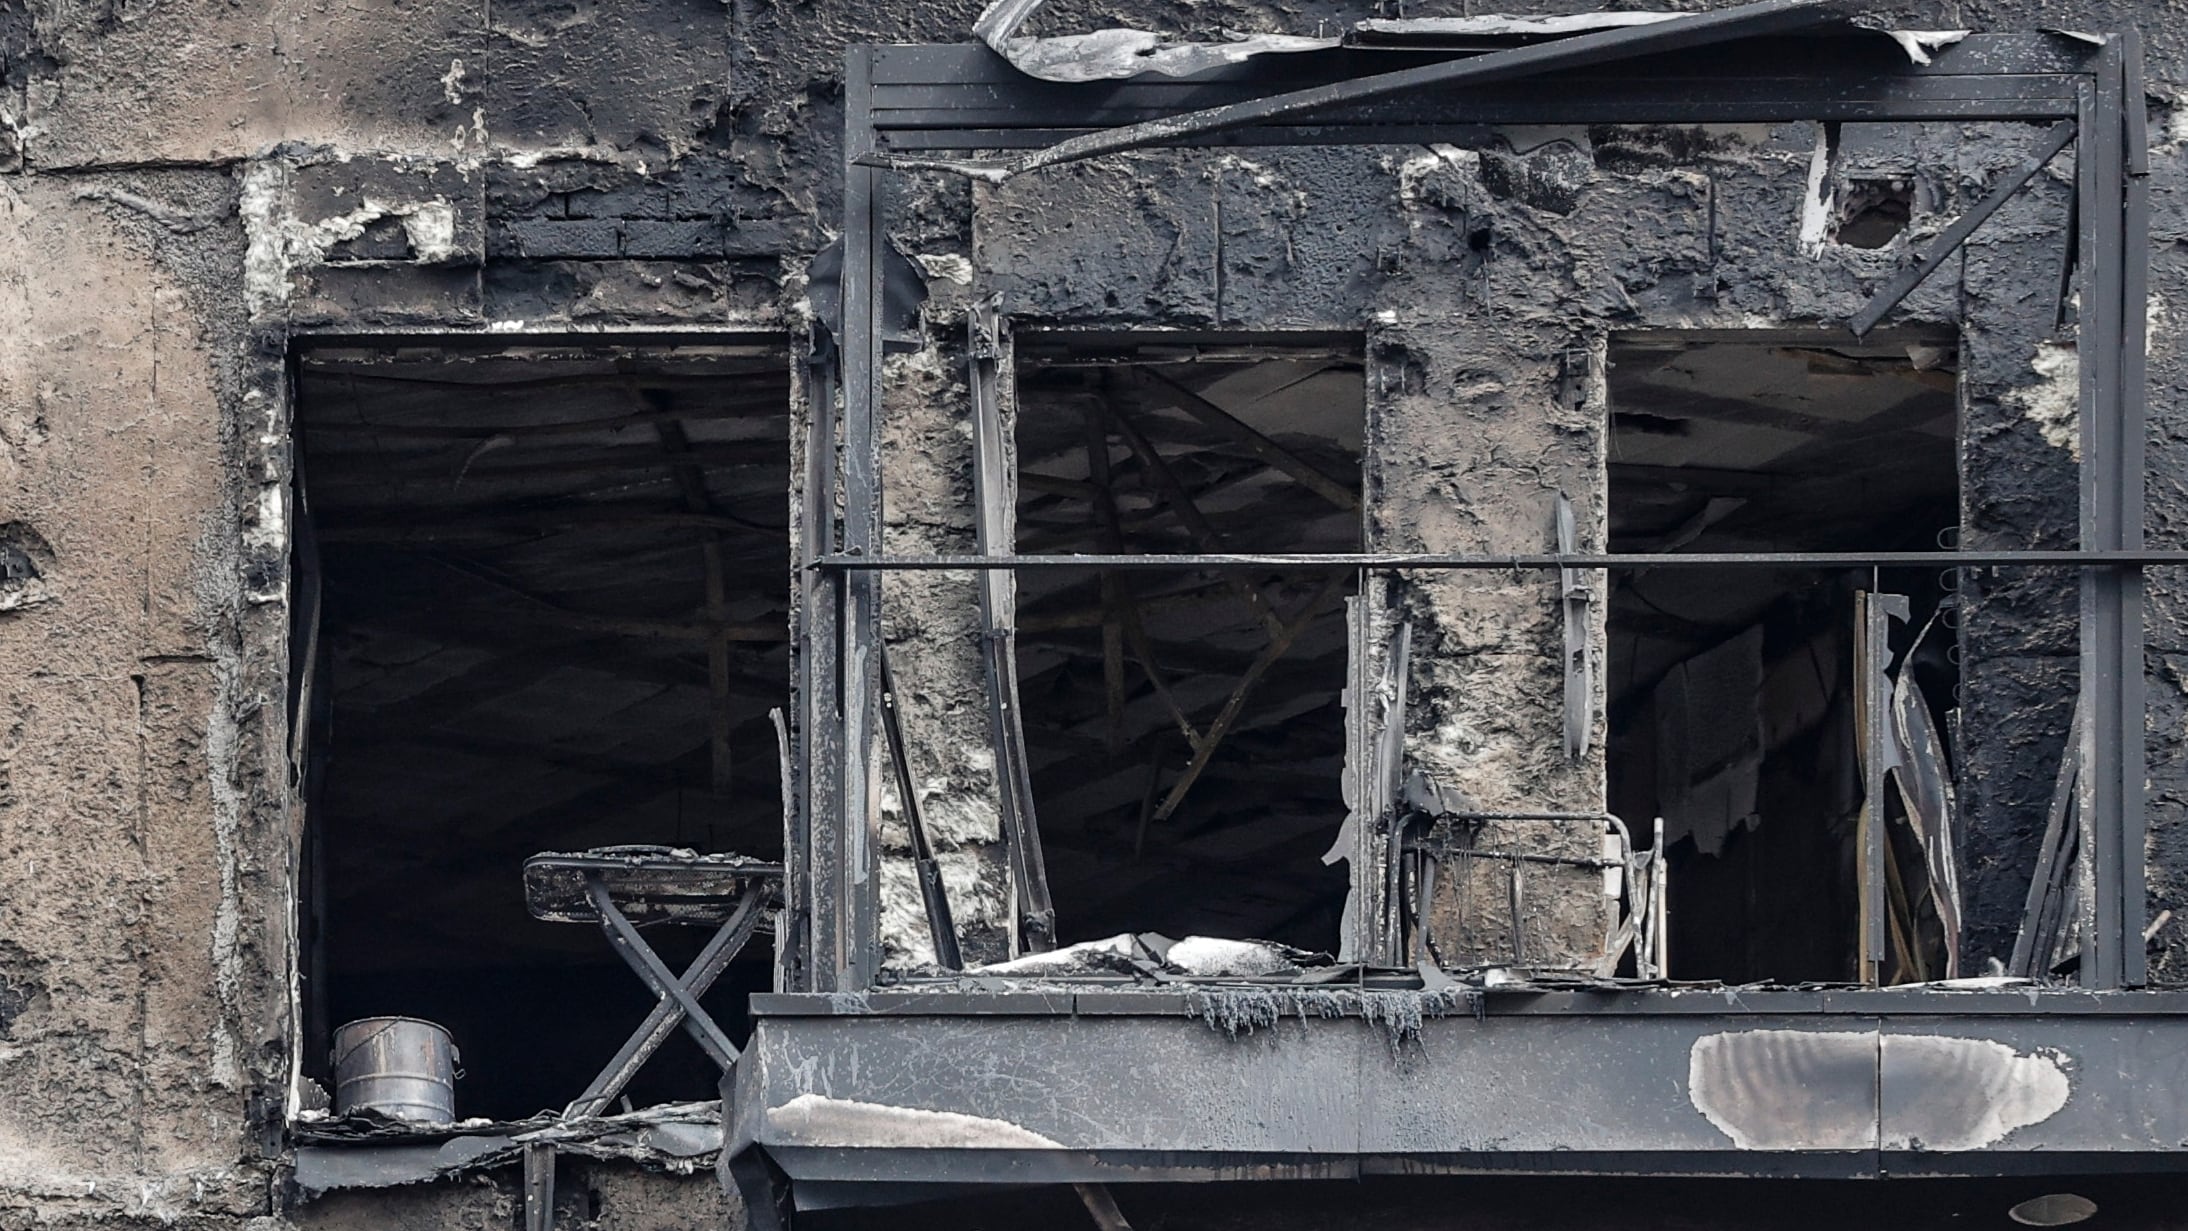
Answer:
[331,1017,458,1123]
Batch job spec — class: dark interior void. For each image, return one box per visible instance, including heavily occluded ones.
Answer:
[1605,336,1959,986]
[1013,336,1362,951]
[293,342,789,1121]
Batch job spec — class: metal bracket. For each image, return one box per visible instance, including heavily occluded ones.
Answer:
[1857,591,1911,986]
[1557,492,1592,762]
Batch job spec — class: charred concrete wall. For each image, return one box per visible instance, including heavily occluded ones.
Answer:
[967,117,2077,969]
[1,0,2187,1228]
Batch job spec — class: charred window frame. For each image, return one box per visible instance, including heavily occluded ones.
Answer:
[800,17,2161,992]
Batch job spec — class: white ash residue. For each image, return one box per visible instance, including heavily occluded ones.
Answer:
[1164,937,1306,977]
[967,934,1327,978]
[969,933,1143,975]
[1182,984,1479,1043]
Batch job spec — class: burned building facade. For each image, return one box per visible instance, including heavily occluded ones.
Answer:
[3,0,2188,1228]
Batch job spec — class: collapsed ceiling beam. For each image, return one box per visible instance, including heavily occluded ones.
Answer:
[332,618,788,701]
[1016,576,1294,633]
[1153,573,1347,823]
[304,442,789,483]
[421,554,786,643]
[1614,386,1913,439]
[1016,464,1306,549]
[1101,395,1288,639]
[301,368,790,394]
[305,395,788,441]
[316,507,786,541]
[862,0,1839,179]
[362,730,714,783]
[1022,627,1347,678]
[655,413,742,796]
[1019,471,1100,500]
[1137,369,1359,512]
[1081,401,1132,754]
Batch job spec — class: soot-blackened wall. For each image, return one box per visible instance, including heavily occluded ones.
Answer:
[2,2,2186,1229]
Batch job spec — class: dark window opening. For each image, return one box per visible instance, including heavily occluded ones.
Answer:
[293,342,790,1122]
[1606,336,1959,985]
[1012,336,1363,952]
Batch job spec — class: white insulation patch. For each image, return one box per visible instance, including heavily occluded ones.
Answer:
[1689,1029,1877,1150]
[1689,1030,2072,1151]
[877,848,1008,965]
[913,253,973,285]
[1880,1035,2072,1150]
[2008,342,2080,458]
[1358,12,1676,37]
[764,1094,1063,1149]
[238,161,295,319]
[970,933,1137,975]
[1882,30,1971,65]
[1165,937,1300,977]
[237,166,463,318]
[1798,128,1833,257]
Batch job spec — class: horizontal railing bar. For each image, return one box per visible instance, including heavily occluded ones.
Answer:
[1440,811,1616,822]
[814,550,2188,572]
[1407,846,1622,870]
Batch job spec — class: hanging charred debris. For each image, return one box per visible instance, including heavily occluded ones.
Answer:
[9,0,2188,1229]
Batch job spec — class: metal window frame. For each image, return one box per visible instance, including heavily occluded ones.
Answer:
[804,18,2154,991]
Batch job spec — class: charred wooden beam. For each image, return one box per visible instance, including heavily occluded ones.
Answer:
[1153,573,1348,822]
[1138,368,1359,512]
[306,394,788,441]
[423,554,785,643]
[655,414,740,795]
[316,506,786,541]
[1099,395,1287,640]
[1082,401,1131,754]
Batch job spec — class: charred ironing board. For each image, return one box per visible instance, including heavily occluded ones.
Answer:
[523,846,782,1117]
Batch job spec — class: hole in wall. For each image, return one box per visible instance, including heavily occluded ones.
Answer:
[0,521,54,613]
[1833,178,1914,249]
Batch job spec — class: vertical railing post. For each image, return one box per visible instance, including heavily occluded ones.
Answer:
[788,329,838,993]
[2078,35,2148,988]
[835,46,885,990]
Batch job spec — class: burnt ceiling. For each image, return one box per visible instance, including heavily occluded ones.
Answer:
[1607,336,1960,713]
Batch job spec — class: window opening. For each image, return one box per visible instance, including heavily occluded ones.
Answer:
[1011,336,1363,951]
[293,342,790,1121]
[1605,336,1959,985]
